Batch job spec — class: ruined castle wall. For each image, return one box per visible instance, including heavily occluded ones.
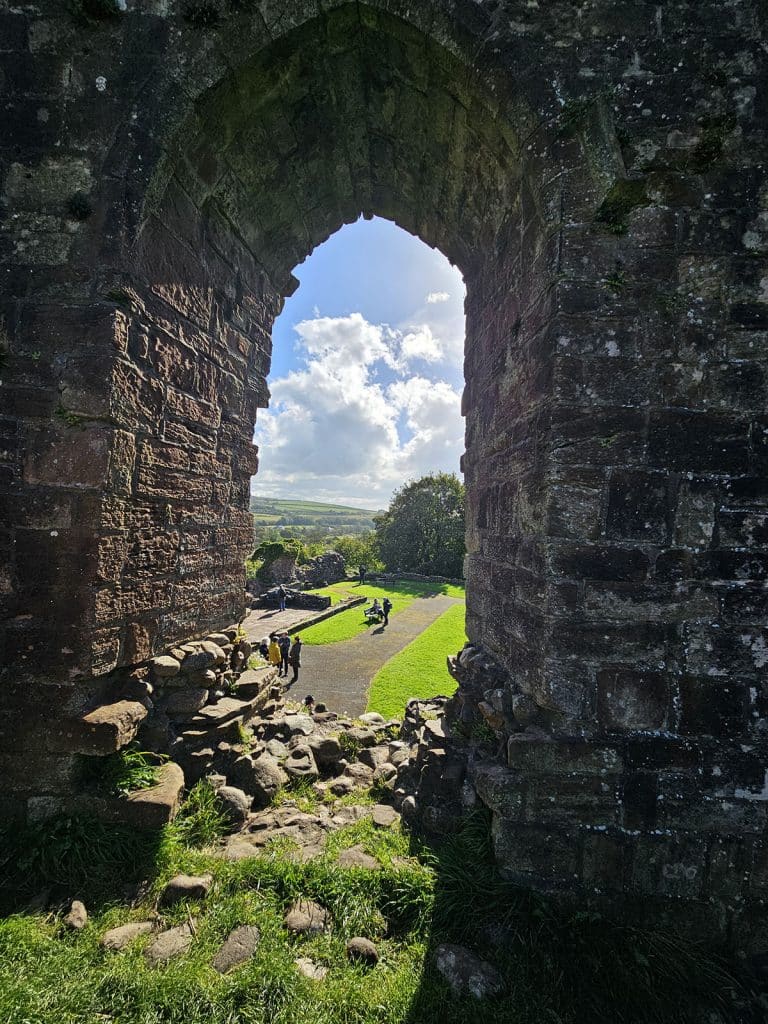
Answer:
[1,0,766,940]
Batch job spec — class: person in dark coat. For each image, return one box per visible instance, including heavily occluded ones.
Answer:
[277,584,287,612]
[278,632,291,677]
[382,596,392,626]
[289,636,303,683]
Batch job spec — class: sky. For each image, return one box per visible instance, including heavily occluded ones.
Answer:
[252,216,466,511]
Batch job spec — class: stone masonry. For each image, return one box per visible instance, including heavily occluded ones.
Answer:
[1,0,767,944]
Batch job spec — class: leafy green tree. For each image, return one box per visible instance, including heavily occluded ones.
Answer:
[331,532,383,572]
[375,473,465,577]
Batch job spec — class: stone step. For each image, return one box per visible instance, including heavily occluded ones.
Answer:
[231,666,278,699]
[48,700,148,755]
[188,695,262,730]
[76,762,184,829]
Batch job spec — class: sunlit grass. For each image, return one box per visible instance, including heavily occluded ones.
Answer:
[301,580,465,645]
[366,603,466,717]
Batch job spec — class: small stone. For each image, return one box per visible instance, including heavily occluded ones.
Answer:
[347,727,377,747]
[342,762,374,786]
[284,744,319,780]
[101,921,154,950]
[313,702,328,713]
[63,899,87,930]
[159,874,212,906]
[150,655,181,678]
[229,753,287,807]
[337,845,380,870]
[217,785,252,827]
[389,746,410,767]
[346,937,378,965]
[295,957,328,981]
[212,924,260,973]
[205,633,232,647]
[371,804,399,828]
[200,640,227,665]
[400,795,418,821]
[265,738,288,760]
[308,734,342,766]
[160,688,209,717]
[284,714,315,737]
[359,745,390,770]
[328,776,355,796]
[358,712,386,726]
[373,763,397,784]
[434,944,504,998]
[145,922,195,965]
[284,898,330,935]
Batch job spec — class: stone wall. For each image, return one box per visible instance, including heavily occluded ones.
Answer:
[1,0,766,942]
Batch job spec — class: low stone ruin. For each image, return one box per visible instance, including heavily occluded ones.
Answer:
[249,586,331,611]
[293,551,346,587]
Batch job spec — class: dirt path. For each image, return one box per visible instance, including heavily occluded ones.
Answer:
[284,594,463,716]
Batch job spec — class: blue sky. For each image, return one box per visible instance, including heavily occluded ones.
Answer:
[253,217,466,510]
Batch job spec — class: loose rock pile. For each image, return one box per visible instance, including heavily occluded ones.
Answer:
[138,630,278,772]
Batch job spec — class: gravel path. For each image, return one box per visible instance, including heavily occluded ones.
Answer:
[284,594,463,716]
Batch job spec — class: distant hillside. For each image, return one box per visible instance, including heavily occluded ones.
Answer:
[250,496,380,537]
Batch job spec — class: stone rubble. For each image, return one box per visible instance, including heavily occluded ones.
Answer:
[212,925,261,973]
[63,899,88,930]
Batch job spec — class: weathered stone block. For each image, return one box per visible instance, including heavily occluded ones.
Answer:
[597,668,670,732]
[506,737,622,776]
[48,700,147,756]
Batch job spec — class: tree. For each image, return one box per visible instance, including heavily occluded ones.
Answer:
[331,532,383,572]
[375,473,465,577]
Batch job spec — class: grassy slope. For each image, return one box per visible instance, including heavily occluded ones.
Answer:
[300,581,465,645]
[0,785,750,1024]
[366,602,466,717]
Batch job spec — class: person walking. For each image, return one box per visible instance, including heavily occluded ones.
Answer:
[278,631,291,677]
[359,564,366,586]
[382,596,392,626]
[268,634,282,672]
[277,583,287,612]
[289,635,303,684]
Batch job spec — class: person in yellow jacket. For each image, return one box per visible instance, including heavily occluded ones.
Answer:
[268,635,282,671]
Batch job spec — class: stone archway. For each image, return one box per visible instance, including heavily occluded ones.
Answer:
[1,0,766,943]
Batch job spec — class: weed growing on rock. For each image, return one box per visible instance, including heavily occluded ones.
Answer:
[171,780,229,849]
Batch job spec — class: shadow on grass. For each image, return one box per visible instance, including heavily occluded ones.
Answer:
[402,811,765,1024]
[0,815,167,916]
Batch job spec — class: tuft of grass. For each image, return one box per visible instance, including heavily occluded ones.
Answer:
[82,744,166,797]
[170,780,229,849]
[366,602,465,718]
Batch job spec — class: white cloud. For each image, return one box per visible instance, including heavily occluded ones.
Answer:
[426,291,450,303]
[400,325,442,364]
[253,313,464,507]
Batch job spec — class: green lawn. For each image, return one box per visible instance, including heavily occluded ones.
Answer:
[0,782,744,1024]
[366,602,466,718]
[300,580,465,646]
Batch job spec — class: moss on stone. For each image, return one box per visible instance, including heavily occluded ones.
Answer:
[593,178,648,235]
[685,115,737,173]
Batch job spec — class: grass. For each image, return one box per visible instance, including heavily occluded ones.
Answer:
[300,580,465,646]
[366,603,466,717]
[0,793,759,1024]
[80,744,166,797]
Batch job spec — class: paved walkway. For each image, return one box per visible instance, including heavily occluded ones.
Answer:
[242,605,319,641]
[283,594,463,717]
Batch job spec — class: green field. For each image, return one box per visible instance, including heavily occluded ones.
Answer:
[250,496,379,535]
[300,580,465,645]
[366,602,466,717]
